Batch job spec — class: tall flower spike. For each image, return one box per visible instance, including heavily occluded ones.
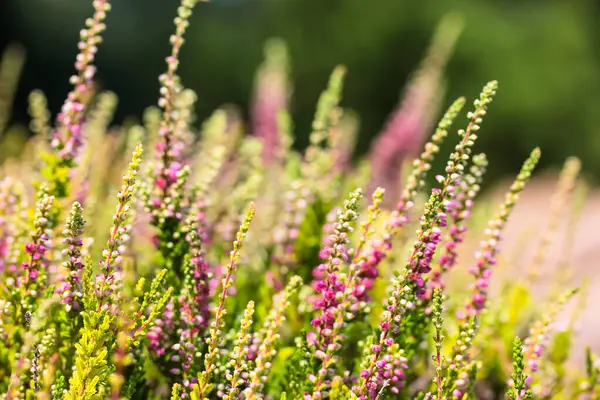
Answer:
[223,301,255,400]
[356,97,465,303]
[95,143,143,310]
[55,201,86,312]
[507,337,532,400]
[368,13,463,203]
[325,188,362,273]
[310,189,362,339]
[20,186,55,309]
[306,188,384,399]
[252,38,291,165]
[193,203,255,399]
[181,211,211,331]
[527,156,581,281]
[51,0,111,163]
[303,66,346,187]
[447,149,541,392]
[522,288,578,387]
[245,275,303,400]
[354,187,386,264]
[0,177,28,276]
[430,153,487,292]
[150,0,200,224]
[460,147,540,320]
[432,287,445,400]
[355,81,499,398]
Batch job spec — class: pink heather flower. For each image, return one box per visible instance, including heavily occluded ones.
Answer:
[251,39,289,165]
[55,202,85,312]
[358,348,408,399]
[148,300,177,359]
[19,188,54,305]
[0,178,25,275]
[309,191,361,339]
[182,212,211,330]
[429,154,486,295]
[368,100,430,204]
[52,0,111,163]
[367,33,452,206]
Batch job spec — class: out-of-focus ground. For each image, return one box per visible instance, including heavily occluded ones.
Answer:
[452,172,599,369]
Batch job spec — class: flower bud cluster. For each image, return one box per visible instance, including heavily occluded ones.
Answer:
[310,189,362,337]
[461,148,540,319]
[55,202,86,312]
[95,144,143,309]
[245,276,302,399]
[429,153,487,292]
[52,0,111,163]
[20,187,54,306]
[251,39,290,165]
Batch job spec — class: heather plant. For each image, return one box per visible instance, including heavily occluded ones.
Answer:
[0,1,596,399]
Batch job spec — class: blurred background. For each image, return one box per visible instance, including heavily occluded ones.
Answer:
[1,0,600,184]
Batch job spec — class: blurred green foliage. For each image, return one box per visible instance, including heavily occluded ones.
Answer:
[2,0,600,183]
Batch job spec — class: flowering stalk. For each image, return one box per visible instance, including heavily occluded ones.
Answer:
[307,188,385,398]
[130,269,172,342]
[354,81,498,399]
[458,147,541,322]
[252,38,291,165]
[432,287,444,400]
[223,300,255,400]
[168,212,212,385]
[245,275,303,399]
[20,186,54,310]
[0,178,28,277]
[181,212,211,331]
[429,153,487,291]
[443,149,541,398]
[95,143,143,310]
[65,144,143,400]
[356,97,465,302]
[522,288,578,384]
[527,156,581,281]
[330,110,358,176]
[507,337,532,400]
[309,189,362,350]
[193,203,255,399]
[148,0,199,226]
[50,0,111,177]
[302,66,346,191]
[354,188,386,264]
[55,201,85,312]
[368,13,463,201]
